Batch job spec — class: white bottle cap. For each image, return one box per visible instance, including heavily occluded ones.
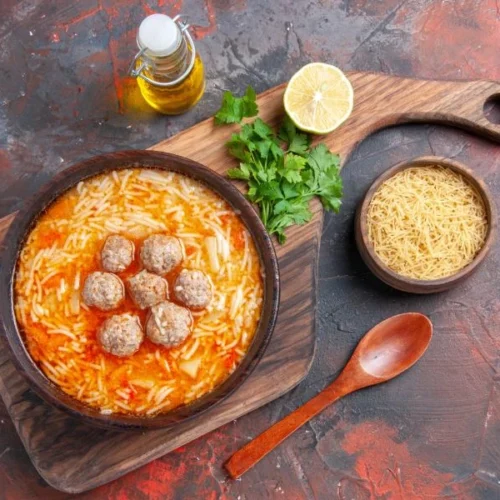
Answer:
[137,14,181,57]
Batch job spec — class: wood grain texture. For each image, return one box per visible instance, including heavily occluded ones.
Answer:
[0,71,500,493]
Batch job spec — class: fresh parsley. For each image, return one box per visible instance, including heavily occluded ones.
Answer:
[214,86,258,124]
[216,88,343,243]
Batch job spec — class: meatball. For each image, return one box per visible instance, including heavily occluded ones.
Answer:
[140,234,183,275]
[97,313,143,357]
[101,235,135,273]
[173,269,213,310]
[146,301,192,347]
[127,270,168,309]
[82,272,124,311]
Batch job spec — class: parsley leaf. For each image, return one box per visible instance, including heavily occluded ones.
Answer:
[279,115,311,155]
[227,163,251,181]
[279,154,307,184]
[252,117,274,138]
[306,144,343,212]
[216,87,343,243]
[214,86,258,124]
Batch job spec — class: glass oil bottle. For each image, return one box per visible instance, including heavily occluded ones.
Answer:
[129,14,205,115]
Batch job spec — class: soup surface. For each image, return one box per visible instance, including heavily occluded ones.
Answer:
[15,168,263,416]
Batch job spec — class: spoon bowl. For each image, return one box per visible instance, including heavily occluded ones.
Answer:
[356,313,433,380]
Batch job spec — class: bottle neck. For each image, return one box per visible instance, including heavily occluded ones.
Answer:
[142,34,190,82]
[131,24,197,88]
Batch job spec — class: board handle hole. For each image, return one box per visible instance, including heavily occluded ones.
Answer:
[484,94,500,125]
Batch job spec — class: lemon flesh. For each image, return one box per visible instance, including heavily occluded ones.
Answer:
[284,63,354,135]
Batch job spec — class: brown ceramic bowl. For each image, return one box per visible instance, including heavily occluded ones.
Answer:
[0,150,280,430]
[355,156,496,294]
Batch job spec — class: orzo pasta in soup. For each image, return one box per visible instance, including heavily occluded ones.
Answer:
[15,168,264,416]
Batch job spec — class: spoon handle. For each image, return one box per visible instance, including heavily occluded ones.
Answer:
[225,376,354,479]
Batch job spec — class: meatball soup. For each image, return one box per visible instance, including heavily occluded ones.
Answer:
[14,168,263,416]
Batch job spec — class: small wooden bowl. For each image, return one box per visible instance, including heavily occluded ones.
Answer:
[355,156,496,294]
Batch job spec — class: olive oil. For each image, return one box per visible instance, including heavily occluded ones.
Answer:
[130,14,205,115]
[136,53,205,115]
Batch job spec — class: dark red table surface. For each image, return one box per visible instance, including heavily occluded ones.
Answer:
[1,1,500,498]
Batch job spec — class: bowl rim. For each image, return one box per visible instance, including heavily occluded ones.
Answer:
[357,155,497,292]
[0,150,280,430]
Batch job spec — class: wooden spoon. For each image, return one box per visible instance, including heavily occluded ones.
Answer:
[225,312,432,479]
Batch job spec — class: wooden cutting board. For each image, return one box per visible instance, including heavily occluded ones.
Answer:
[1,71,500,493]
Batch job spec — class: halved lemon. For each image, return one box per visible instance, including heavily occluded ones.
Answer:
[284,63,354,135]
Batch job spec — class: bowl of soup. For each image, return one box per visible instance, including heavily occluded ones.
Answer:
[0,150,280,429]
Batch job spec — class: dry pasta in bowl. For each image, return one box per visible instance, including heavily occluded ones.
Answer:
[355,156,495,294]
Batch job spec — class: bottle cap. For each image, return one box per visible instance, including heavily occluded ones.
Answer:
[137,14,181,57]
